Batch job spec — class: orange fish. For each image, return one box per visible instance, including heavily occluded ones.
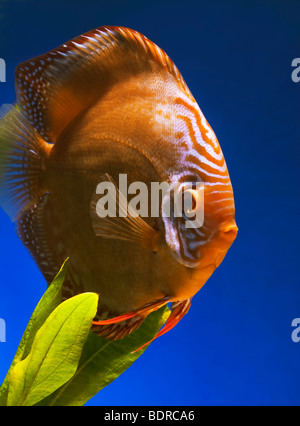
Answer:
[0,26,237,348]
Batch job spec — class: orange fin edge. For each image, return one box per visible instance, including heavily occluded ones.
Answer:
[92,296,171,326]
[132,298,191,353]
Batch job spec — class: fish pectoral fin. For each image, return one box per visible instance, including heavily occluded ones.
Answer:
[132,299,192,353]
[90,173,160,251]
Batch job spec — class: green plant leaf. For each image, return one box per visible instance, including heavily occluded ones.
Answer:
[19,259,69,361]
[0,258,171,407]
[36,305,170,406]
[0,260,68,406]
[6,292,98,406]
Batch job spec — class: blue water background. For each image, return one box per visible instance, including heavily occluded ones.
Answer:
[0,0,299,406]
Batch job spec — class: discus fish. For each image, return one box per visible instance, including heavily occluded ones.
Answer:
[0,26,237,349]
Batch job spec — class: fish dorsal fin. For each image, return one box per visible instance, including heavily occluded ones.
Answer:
[15,26,191,143]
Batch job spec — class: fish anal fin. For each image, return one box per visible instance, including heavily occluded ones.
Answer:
[16,194,61,284]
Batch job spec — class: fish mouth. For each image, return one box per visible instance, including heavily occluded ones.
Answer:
[219,222,238,243]
[213,222,238,267]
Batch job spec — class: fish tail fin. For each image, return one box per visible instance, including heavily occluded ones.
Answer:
[0,104,51,222]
